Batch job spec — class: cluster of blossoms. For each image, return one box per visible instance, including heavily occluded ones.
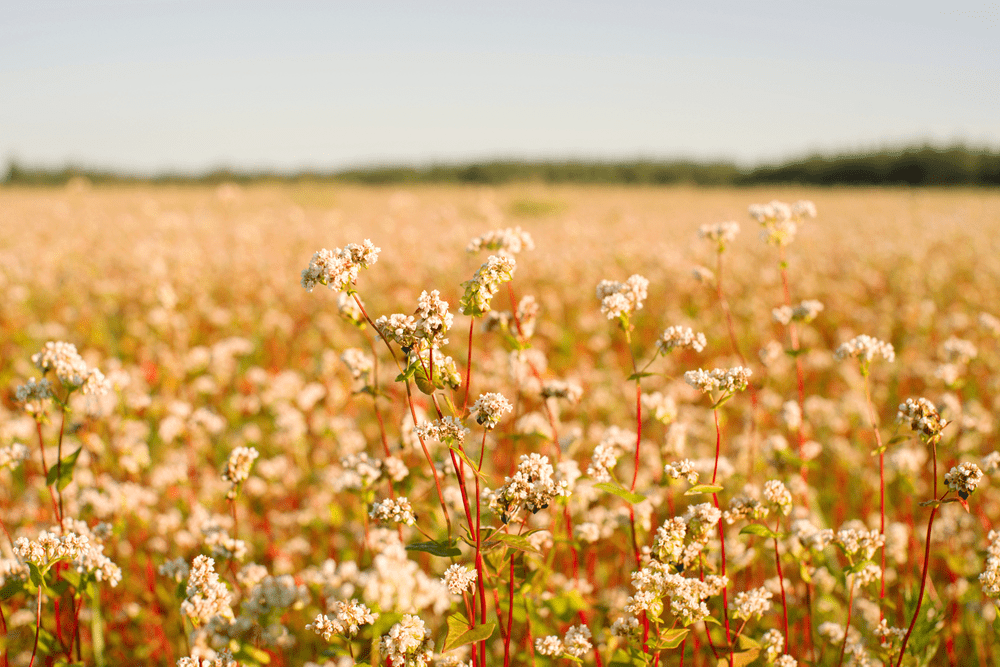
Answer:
[540,379,584,404]
[375,313,419,350]
[834,334,895,365]
[334,453,385,490]
[413,417,470,445]
[0,442,29,471]
[380,614,435,667]
[301,240,380,292]
[874,618,907,650]
[625,558,728,625]
[586,426,633,482]
[763,479,793,515]
[14,527,122,586]
[414,290,454,346]
[981,530,1000,598]
[482,294,539,339]
[409,347,462,391]
[534,625,592,658]
[176,648,237,667]
[723,494,767,524]
[897,397,949,440]
[944,462,983,498]
[663,459,699,485]
[222,446,260,499]
[749,199,816,246]
[441,564,477,594]
[306,599,378,639]
[181,555,234,625]
[656,326,707,355]
[14,377,53,413]
[488,453,569,524]
[471,392,513,429]
[369,497,417,526]
[730,586,773,620]
[466,226,534,256]
[341,348,374,383]
[30,341,109,395]
[790,519,835,552]
[772,299,824,325]
[698,221,740,250]
[834,526,885,561]
[596,274,649,321]
[460,254,516,316]
[684,366,752,395]
[940,335,977,364]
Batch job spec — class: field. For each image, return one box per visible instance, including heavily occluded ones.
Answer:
[2,183,1000,667]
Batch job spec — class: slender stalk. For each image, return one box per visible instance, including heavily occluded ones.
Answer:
[861,372,888,611]
[35,420,60,519]
[503,551,515,667]
[55,409,67,522]
[773,522,790,646]
[711,408,733,666]
[462,317,475,412]
[0,598,8,667]
[27,586,42,667]
[835,574,856,667]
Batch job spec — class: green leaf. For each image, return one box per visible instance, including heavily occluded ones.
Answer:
[594,482,645,504]
[648,627,689,650]
[443,618,496,652]
[0,578,24,600]
[27,562,44,588]
[394,362,418,383]
[737,635,761,650]
[739,524,782,540]
[844,559,875,576]
[484,532,540,554]
[685,484,723,496]
[405,540,462,558]
[449,446,487,480]
[627,372,655,382]
[993,607,1000,636]
[46,446,83,491]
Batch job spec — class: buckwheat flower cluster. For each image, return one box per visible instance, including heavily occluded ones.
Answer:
[369,497,416,526]
[307,599,378,639]
[334,453,383,490]
[723,495,768,524]
[413,417,470,445]
[181,555,234,625]
[834,527,884,560]
[535,635,565,657]
[409,347,462,390]
[656,326,707,355]
[625,559,727,625]
[897,397,949,440]
[980,530,1000,598]
[467,226,534,256]
[749,200,811,246]
[341,348,373,383]
[684,366,752,395]
[540,379,584,404]
[596,274,649,321]
[471,392,513,429]
[664,459,699,485]
[222,446,259,499]
[177,648,236,667]
[944,462,983,498]
[730,586,773,620]
[441,564,477,594]
[375,313,418,350]
[651,517,687,564]
[489,453,569,524]
[772,299,824,326]
[0,443,29,471]
[32,341,110,395]
[763,480,793,516]
[610,614,641,639]
[15,377,52,412]
[300,240,380,293]
[159,557,191,582]
[775,656,798,667]
[414,290,454,346]
[873,618,906,648]
[761,628,784,662]
[380,614,434,667]
[563,625,593,658]
[698,221,740,250]
[587,426,633,482]
[790,519,834,552]
[460,254,517,316]
[834,334,895,365]
[14,531,90,567]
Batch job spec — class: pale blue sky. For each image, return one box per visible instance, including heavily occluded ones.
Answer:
[2,0,998,173]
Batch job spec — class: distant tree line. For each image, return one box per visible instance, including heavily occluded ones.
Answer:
[5,145,999,187]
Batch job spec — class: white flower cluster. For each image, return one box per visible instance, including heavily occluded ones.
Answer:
[375,313,418,349]
[772,299,824,326]
[684,366,752,395]
[177,648,236,667]
[534,625,592,658]
[940,336,977,364]
[222,446,259,499]
[625,558,727,625]
[181,555,234,625]
[698,221,740,248]
[471,392,513,429]
[413,417,470,445]
[656,326,707,355]
[663,459,699,485]
[586,426,633,482]
[0,443,29,471]
[441,564,477,594]
[749,199,815,246]
[467,226,534,256]
[723,495,768,524]
[763,479,792,516]
[369,497,417,526]
[488,453,569,524]
[334,453,384,491]
[341,348,374,382]
[380,614,434,667]
[540,379,584,404]
[790,519,834,552]
[897,397,949,440]
[761,628,784,662]
[15,377,53,408]
[944,462,983,497]
[14,528,121,587]
[596,275,649,321]
[414,290,454,346]
[729,586,773,620]
[834,334,895,364]
[301,240,380,293]
[306,599,378,639]
[834,527,885,560]
[980,530,1000,598]
[31,341,110,395]
[460,254,516,316]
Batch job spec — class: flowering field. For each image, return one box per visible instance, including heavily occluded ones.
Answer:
[2,183,1000,667]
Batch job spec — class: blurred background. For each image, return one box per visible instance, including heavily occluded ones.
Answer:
[2,0,999,184]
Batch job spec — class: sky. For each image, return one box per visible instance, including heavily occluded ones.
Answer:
[2,0,999,173]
